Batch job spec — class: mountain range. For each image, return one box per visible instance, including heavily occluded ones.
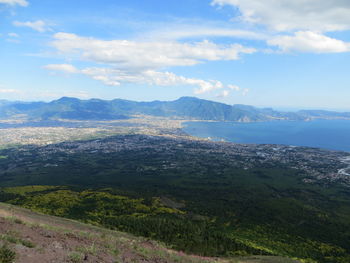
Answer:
[1,96,350,122]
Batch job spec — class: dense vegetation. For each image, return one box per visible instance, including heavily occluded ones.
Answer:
[0,136,350,262]
[2,185,350,263]
[0,244,16,263]
[2,186,268,257]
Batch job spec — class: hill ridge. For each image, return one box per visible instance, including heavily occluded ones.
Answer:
[1,96,350,122]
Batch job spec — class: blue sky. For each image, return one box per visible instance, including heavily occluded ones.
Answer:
[1,0,350,110]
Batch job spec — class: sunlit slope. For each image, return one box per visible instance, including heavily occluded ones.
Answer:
[0,202,300,263]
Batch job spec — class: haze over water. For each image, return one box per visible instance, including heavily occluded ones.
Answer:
[183,119,350,152]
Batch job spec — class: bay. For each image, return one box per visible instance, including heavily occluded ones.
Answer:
[183,119,350,152]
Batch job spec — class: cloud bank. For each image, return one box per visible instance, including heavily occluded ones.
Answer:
[52,33,255,69]
[147,27,267,41]
[45,32,254,96]
[268,31,350,53]
[0,88,19,94]
[13,20,50,32]
[0,0,28,6]
[212,0,350,54]
[45,64,239,95]
[212,0,350,32]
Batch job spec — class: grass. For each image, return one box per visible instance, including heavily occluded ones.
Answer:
[0,232,35,248]
[5,217,24,225]
[0,245,16,263]
[21,239,35,248]
[75,242,98,256]
[0,234,18,245]
[132,241,218,263]
[13,218,23,224]
[68,251,85,263]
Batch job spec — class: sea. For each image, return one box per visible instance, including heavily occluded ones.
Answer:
[182,119,350,152]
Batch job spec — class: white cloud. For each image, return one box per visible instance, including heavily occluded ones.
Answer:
[217,85,248,96]
[268,31,350,53]
[84,69,227,95]
[211,1,350,54]
[212,0,350,32]
[5,38,20,43]
[52,32,255,70]
[8,32,19,37]
[13,20,50,32]
[46,32,253,95]
[192,80,224,94]
[0,88,19,94]
[228,84,240,91]
[44,64,79,74]
[148,27,267,40]
[45,64,234,95]
[0,0,28,6]
[215,85,247,98]
[5,32,20,43]
[216,90,230,98]
[242,88,249,96]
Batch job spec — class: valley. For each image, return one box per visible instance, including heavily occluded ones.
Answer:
[3,0,350,262]
[0,127,349,262]
[0,98,350,263]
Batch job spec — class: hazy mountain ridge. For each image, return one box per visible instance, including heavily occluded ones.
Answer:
[0,96,349,122]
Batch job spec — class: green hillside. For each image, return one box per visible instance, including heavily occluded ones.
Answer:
[0,202,302,263]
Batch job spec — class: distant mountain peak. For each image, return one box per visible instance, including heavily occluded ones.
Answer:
[176,96,200,101]
[55,96,81,102]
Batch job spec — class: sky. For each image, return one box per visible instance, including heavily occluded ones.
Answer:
[1,0,350,110]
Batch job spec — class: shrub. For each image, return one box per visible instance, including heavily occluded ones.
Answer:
[68,251,84,263]
[0,245,16,263]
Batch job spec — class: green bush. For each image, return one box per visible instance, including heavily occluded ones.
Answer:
[0,245,16,263]
[68,251,84,263]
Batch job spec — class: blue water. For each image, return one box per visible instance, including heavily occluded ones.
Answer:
[183,120,350,152]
